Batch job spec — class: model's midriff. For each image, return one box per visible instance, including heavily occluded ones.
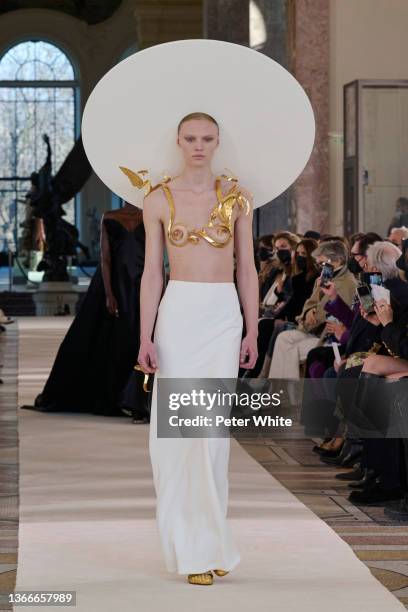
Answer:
[166,233,236,282]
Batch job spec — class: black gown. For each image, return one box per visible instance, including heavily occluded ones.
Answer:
[30,217,147,417]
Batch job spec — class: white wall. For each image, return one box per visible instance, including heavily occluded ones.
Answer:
[329,0,408,234]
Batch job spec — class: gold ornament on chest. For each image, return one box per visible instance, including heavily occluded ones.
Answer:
[119,167,251,249]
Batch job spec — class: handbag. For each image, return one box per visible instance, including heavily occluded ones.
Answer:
[119,364,153,422]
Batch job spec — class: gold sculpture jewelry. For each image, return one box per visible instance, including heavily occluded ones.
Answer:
[120,167,251,248]
[119,167,170,196]
[162,175,250,248]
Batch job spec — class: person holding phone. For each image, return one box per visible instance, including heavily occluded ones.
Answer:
[267,240,357,380]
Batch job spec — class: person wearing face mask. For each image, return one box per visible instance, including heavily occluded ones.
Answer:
[258,231,300,301]
[255,234,274,274]
[347,232,382,277]
[255,238,320,378]
[244,232,300,378]
[333,242,408,506]
[267,240,358,380]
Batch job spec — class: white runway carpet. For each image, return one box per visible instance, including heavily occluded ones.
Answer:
[15,317,404,611]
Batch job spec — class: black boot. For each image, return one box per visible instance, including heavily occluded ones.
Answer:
[349,483,403,506]
[320,439,362,466]
[335,463,364,481]
[346,372,386,436]
[348,468,378,489]
[384,494,408,520]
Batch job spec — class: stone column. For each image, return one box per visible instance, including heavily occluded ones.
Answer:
[289,0,329,234]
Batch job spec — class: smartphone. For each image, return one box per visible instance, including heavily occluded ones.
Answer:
[356,284,375,314]
[369,272,383,286]
[320,262,334,287]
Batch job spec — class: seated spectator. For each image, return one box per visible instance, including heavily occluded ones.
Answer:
[255,234,274,274]
[305,233,382,455]
[258,231,300,301]
[388,225,408,248]
[242,232,301,378]
[333,241,408,503]
[255,238,319,378]
[267,240,357,380]
[304,230,321,242]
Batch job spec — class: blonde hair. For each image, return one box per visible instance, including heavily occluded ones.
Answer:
[177,112,219,133]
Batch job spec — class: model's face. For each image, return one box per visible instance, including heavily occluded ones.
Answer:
[177,119,219,167]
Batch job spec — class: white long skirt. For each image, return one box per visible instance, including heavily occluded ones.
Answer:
[149,280,243,575]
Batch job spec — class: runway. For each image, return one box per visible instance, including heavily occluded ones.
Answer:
[15,317,404,611]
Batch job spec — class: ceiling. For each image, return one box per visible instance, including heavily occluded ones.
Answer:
[0,1,123,25]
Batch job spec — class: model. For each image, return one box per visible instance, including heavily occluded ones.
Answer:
[81,36,315,588]
[136,112,258,584]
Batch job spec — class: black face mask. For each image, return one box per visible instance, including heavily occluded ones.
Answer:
[348,258,363,275]
[296,255,307,271]
[276,249,292,265]
[258,247,272,261]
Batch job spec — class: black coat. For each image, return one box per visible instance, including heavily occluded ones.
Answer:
[345,276,408,357]
[279,271,318,322]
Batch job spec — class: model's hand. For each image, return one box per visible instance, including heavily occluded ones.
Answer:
[138,339,158,373]
[106,293,119,317]
[374,299,393,326]
[240,334,258,369]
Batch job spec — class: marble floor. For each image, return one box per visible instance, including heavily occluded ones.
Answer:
[240,434,408,609]
[0,322,18,611]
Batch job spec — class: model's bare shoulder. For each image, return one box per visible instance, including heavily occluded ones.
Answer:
[236,183,253,204]
[143,186,167,221]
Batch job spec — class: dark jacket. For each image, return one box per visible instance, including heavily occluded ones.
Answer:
[279,271,318,322]
[326,276,408,357]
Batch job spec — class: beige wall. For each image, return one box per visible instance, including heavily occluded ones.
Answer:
[329,0,408,234]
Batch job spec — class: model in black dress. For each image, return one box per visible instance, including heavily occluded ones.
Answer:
[21,204,149,419]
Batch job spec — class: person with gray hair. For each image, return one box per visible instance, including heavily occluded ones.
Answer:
[366,241,402,279]
[267,240,358,379]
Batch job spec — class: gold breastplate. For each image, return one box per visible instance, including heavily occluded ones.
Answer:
[162,177,250,248]
[119,167,251,248]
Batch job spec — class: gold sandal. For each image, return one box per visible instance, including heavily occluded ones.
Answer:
[187,571,213,585]
[213,569,229,577]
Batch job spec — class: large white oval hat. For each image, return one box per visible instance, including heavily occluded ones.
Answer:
[82,39,315,209]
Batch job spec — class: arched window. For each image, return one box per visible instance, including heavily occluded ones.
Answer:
[0,40,78,251]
